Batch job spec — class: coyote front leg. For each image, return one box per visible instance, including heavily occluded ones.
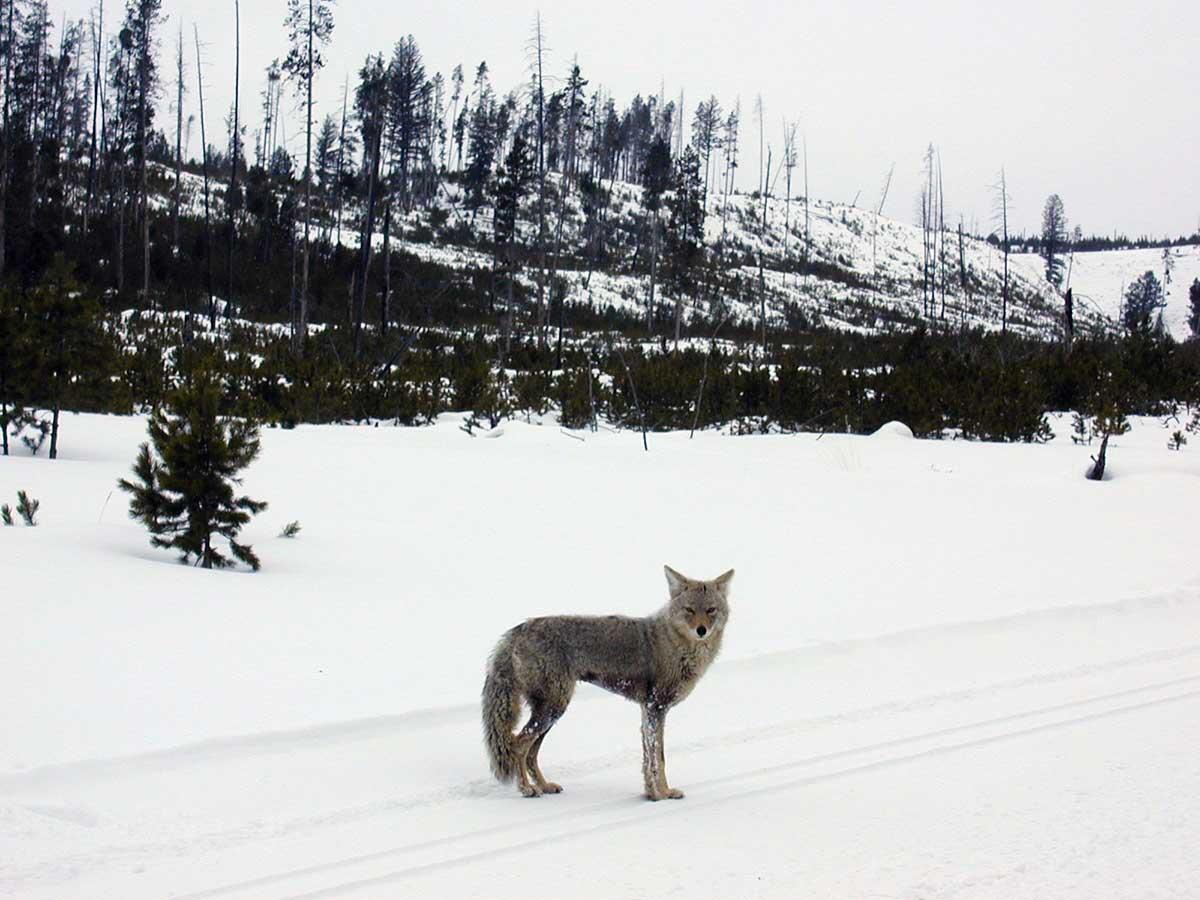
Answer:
[641,703,684,800]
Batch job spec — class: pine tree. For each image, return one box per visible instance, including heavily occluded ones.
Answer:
[1041,194,1067,288]
[24,257,113,459]
[494,130,534,360]
[640,134,671,331]
[1122,270,1165,337]
[1187,278,1200,340]
[118,368,267,570]
[665,144,705,348]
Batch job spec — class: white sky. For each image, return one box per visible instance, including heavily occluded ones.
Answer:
[60,0,1199,238]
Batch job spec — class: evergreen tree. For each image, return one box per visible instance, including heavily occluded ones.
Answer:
[386,35,428,212]
[0,282,25,456]
[1041,193,1067,288]
[118,368,267,571]
[23,257,114,459]
[1187,278,1200,340]
[1121,270,1165,337]
[463,62,495,210]
[494,129,534,357]
[665,144,705,346]
[640,134,671,329]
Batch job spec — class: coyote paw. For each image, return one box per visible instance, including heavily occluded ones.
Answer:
[519,784,543,798]
[539,782,563,794]
[645,788,685,801]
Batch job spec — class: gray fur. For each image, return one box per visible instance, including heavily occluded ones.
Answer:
[481,565,734,799]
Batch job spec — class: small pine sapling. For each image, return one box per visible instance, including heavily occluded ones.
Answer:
[1070,411,1091,445]
[16,490,39,526]
[280,520,302,538]
[1,504,13,526]
[118,369,268,570]
[1168,431,1187,451]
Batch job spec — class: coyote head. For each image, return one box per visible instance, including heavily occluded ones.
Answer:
[664,565,734,643]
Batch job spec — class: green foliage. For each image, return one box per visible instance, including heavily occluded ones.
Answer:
[1122,271,1165,336]
[118,368,268,571]
[280,520,302,538]
[1041,194,1068,288]
[1,504,13,526]
[1188,279,1200,340]
[15,491,39,526]
[664,145,706,304]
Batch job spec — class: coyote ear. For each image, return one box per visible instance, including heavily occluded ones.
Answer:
[713,569,735,594]
[664,565,689,595]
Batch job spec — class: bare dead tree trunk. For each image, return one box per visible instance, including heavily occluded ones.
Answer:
[139,29,150,307]
[0,0,13,279]
[83,0,104,239]
[380,192,391,334]
[295,0,317,351]
[647,210,659,332]
[616,347,648,452]
[1088,432,1109,481]
[532,13,548,345]
[999,166,1010,333]
[551,175,571,367]
[872,163,893,287]
[227,0,240,314]
[335,78,347,248]
[172,23,183,255]
[690,313,728,439]
[195,27,215,328]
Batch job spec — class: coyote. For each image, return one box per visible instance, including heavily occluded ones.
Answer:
[482,565,733,800]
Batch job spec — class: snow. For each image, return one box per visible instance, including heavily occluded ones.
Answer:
[1013,244,1200,339]
[2,411,1199,898]
[871,420,915,439]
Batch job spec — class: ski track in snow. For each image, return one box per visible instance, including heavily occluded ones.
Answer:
[3,412,1198,899]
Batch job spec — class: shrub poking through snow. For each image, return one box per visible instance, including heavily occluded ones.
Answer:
[1168,431,1187,451]
[0,504,12,526]
[280,520,302,538]
[118,369,268,571]
[15,490,39,526]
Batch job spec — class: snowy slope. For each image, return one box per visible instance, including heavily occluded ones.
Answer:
[402,179,1084,337]
[162,161,1088,338]
[2,414,1199,898]
[1013,244,1200,339]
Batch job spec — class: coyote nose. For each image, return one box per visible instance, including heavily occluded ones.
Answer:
[696,625,707,638]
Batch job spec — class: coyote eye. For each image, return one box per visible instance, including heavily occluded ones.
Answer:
[706,607,716,615]
[683,606,694,614]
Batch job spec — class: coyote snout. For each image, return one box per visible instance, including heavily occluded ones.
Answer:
[481,565,734,800]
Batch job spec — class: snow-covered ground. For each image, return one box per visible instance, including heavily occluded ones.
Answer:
[3,412,1199,898]
[1013,244,1200,339]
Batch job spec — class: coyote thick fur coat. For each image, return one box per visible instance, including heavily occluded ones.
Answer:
[482,565,733,799]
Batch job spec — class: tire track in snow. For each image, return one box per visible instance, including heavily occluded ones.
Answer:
[168,672,1200,900]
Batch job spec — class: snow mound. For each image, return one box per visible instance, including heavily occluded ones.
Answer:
[872,421,915,439]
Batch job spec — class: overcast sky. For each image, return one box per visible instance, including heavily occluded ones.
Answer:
[61,0,1199,238]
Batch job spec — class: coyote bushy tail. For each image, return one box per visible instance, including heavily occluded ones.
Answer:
[482,630,520,782]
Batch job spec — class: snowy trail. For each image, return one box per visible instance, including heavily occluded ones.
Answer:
[5,587,1200,899]
[3,412,1198,898]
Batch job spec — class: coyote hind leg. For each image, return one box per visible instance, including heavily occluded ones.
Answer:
[513,695,568,797]
[527,731,562,794]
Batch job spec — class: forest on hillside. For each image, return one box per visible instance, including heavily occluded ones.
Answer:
[1,0,1198,458]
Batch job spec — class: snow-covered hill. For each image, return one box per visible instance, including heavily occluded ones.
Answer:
[1013,244,1200,340]
[400,177,1088,337]
[166,164,1109,338]
[2,412,1198,898]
